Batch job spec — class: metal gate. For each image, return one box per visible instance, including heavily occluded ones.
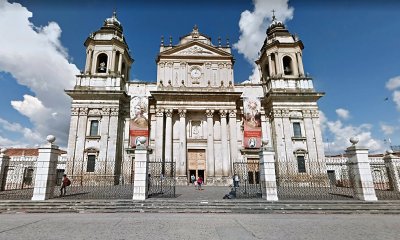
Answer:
[233,162,262,198]
[147,160,176,198]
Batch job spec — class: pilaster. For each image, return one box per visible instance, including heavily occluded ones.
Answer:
[178,109,187,176]
[220,110,229,176]
[155,108,164,161]
[206,110,215,177]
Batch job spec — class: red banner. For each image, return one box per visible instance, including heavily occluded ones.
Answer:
[129,117,149,147]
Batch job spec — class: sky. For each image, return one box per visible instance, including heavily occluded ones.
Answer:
[0,0,399,155]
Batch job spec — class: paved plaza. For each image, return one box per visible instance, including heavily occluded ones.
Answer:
[0,213,399,240]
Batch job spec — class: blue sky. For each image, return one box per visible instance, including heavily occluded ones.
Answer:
[0,0,399,154]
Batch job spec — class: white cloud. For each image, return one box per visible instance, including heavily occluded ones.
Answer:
[393,90,400,111]
[320,111,385,154]
[234,0,294,83]
[386,76,400,91]
[0,117,42,148]
[380,123,397,135]
[0,1,79,148]
[335,108,350,120]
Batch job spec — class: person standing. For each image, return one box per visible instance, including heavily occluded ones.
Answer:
[191,174,196,186]
[60,174,71,197]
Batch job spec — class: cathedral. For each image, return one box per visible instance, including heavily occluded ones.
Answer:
[65,12,326,186]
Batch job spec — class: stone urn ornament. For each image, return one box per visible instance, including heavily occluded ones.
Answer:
[349,137,359,146]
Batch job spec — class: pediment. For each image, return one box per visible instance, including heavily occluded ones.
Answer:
[160,42,232,58]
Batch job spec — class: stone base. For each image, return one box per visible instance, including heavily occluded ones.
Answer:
[174,176,233,186]
[205,176,233,186]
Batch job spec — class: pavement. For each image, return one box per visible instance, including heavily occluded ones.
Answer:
[1,213,400,240]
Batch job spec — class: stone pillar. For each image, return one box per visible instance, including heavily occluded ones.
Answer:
[268,54,274,76]
[32,135,59,201]
[383,150,400,192]
[220,110,229,176]
[229,110,237,173]
[0,149,10,191]
[85,49,93,73]
[132,141,149,200]
[164,109,173,163]
[345,137,377,201]
[206,110,215,177]
[178,109,187,176]
[259,143,278,201]
[155,108,164,161]
[296,52,304,76]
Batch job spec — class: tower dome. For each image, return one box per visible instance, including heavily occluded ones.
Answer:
[103,11,123,32]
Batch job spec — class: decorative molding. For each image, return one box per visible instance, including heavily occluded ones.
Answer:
[272,109,282,118]
[311,110,319,118]
[289,111,303,119]
[229,110,237,118]
[165,109,173,118]
[174,45,213,56]
[205,109,214,118]
[156,108,164,117]
[302,110,311,118]
[101,107,111,116]
[178,109,187,118]
[71,107,79,116]
[88,108,101,116]
[219,110,228,118]
[110,107,119,116]
[79,107,88,116]
[282,109,290,118]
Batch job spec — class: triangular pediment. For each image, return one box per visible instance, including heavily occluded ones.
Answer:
[159,41,232,58]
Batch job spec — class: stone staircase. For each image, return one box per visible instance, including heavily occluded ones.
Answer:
[1,199,400,214]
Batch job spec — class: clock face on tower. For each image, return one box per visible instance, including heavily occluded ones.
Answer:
[190,68,201,79]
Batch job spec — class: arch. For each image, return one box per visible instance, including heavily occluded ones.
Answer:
[283,56,293,75]
[96,53,108,73]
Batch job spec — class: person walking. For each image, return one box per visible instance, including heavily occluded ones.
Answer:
[197,176,203,190]
[60,174,71,197]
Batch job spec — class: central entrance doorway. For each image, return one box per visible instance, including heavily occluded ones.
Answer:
[187,149,206,184]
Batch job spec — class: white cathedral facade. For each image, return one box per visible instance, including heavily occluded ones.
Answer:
[65,13,326,186]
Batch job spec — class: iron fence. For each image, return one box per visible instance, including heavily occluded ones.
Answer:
[277,158,355,200]
[0,159,37,200]
[147,160,176,198]
[233,162,262,198]
[370,159,400,200]
[56,158,133,199]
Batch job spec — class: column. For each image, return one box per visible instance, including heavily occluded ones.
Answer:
[383,151,400,192]
[165,109,173,163]
[220,110,229,176]
[32,135,59,200]
[0,149,10,191]
[111,49,116,73]
[206,110,215,177]
[66,107,79,175]
[155,108,164,161]
[260,110,268,144]
[268,54,274,76]
[178,109,187,176]
[229,110,237,174]
[118,51,123,74]
[296,52,304,76]
[73,107,88,175]
[85,49,93,73]
[132,143,149,200]
[259,143,278,201]
[345,138,377,201]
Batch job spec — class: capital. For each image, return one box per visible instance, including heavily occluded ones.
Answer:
[165,109,173,118]
[156,108,164,117]
[219,110,227,117]
[178,109,187,118]
[205,109,214,118]
[229,110,237,118]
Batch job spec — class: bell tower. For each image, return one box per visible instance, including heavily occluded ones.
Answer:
[79,11,133,90]
[65,12,131,180]
[257,13,326,169]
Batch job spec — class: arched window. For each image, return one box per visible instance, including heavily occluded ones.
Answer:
[283,56,293,75]
[96,53,108,73]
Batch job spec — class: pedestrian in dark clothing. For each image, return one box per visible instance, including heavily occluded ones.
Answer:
[60,174,71,197]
